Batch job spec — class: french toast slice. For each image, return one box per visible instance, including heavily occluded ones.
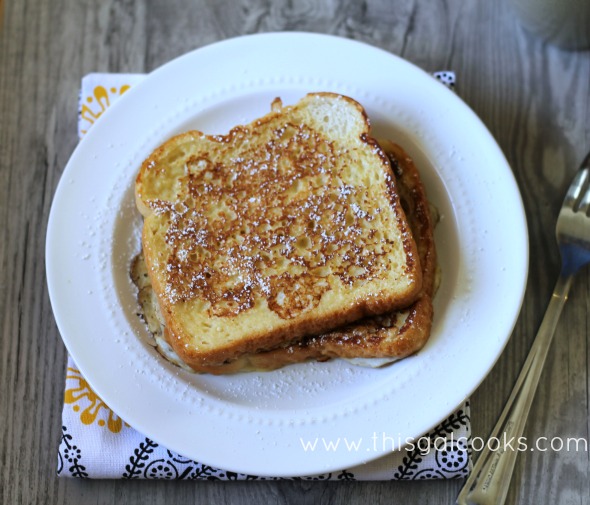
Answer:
[135,94,422,369]
[132,141,436,374]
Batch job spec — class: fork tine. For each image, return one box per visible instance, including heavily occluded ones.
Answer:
[563,166,590,210]
[578,171,590,214]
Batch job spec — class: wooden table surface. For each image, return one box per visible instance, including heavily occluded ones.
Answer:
[1,0,589,503]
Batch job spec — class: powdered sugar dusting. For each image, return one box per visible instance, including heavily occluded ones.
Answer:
[142,106,403,320]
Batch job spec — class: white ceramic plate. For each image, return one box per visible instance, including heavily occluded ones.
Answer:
[46,32,528,477]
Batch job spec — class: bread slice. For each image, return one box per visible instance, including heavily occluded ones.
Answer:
[135,94,422,368]
[132,141,436,374]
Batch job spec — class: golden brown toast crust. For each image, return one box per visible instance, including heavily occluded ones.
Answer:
[135,93,423,368]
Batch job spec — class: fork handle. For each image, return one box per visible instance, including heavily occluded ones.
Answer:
[456,274,573,505]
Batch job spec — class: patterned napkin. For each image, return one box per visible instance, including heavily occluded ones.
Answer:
[57,71,470,481]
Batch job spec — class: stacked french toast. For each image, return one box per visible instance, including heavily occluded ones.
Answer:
[132,93,436,374]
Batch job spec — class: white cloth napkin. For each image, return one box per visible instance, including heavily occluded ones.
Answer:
[57,71,470,481]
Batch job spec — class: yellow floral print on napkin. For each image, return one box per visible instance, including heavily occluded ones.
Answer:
[64,367,127,433]
[79,83,131,135]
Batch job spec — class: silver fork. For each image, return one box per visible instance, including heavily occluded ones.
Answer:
[457,151,590,505]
